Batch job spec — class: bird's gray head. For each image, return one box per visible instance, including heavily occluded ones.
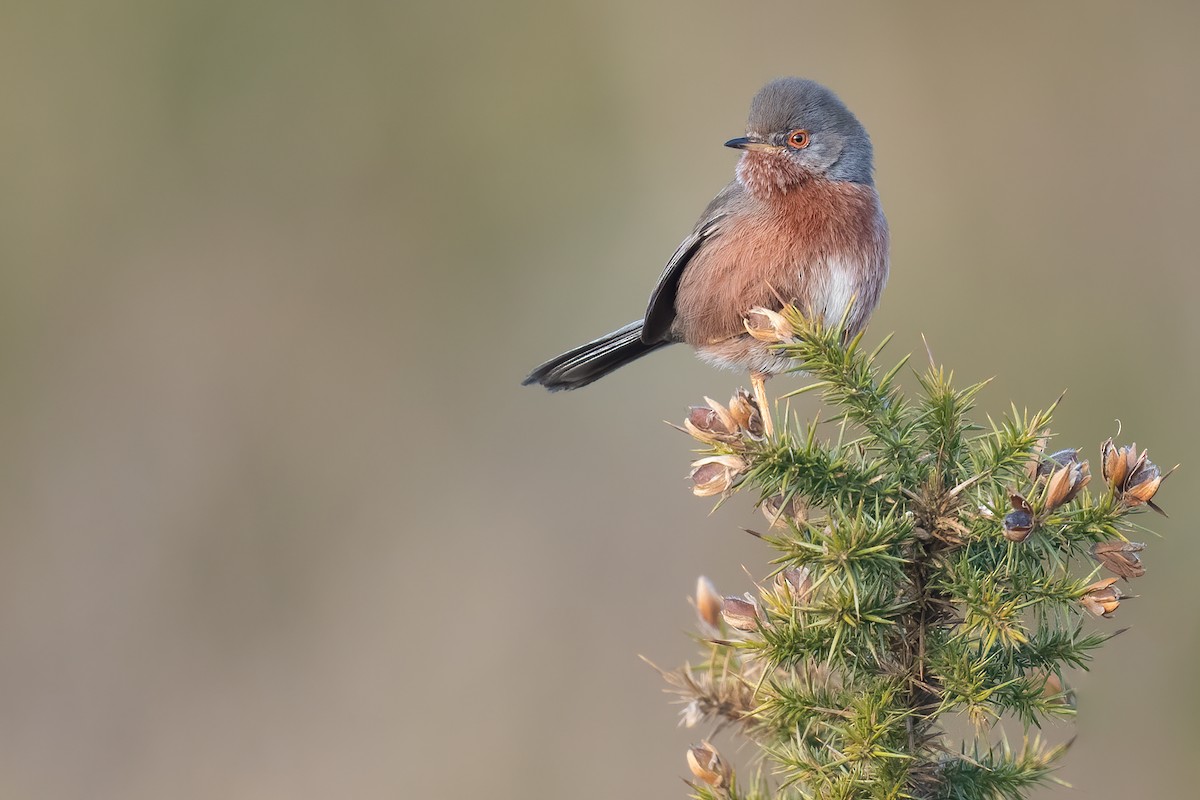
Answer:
[726,78,874,193]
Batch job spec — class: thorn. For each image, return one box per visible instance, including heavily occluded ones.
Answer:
[764,283,790,309]
[739,563,765,593]
[920,333,936,368]
[949,474,984,497]
[638,654,668,675]
[838,293,858,331]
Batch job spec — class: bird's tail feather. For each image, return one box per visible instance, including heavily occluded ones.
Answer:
[522,320,670,391]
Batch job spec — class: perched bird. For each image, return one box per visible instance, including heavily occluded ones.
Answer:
[523,78,889,435]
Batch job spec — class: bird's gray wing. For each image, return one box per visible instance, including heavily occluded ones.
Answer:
[641,181,741,344]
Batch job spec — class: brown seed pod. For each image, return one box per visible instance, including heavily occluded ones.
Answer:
[1044,460,1091,511]
[1080,577,1124,618]
[690,455,748,497]
[686,740,732,789]
[1003,493,1035,542]
[743,307,794,343]
[1090,541,1146,580]
[720,595,760,632]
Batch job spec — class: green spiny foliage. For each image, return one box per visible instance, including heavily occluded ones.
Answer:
[665,306,1172,800]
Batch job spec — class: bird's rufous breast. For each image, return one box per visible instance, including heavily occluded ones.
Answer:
[672,178,888,376]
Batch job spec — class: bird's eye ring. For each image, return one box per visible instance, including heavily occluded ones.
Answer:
[787,129,810,149]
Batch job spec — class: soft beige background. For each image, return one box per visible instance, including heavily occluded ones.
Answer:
[0,1,1195,798]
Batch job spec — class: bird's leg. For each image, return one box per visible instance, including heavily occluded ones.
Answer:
[750,371,774,438]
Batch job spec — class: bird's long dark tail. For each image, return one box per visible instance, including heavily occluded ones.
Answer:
[522,319,671,391]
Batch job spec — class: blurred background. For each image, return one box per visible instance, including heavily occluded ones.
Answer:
[1,1,1196,797]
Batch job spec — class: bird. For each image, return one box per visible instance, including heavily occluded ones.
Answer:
[523,78,889,436]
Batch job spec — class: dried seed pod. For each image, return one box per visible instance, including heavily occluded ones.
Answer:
[1003,512,1034,542]
[1035,447,1080,478]
[720,595,760,632]
[1101,438,1137,491]
[1035,671,1076,709]
[1090,541,1146,580]
[1099,439,1172,514]
[1044,460,1091,511]
[727,388,765,439]
[743,307,794,343]
[1003,493,1035,542]
[684,400,740,444]
[775,566,814,604]
[1080,577,1124,618]
[686,740,732,789]
[695,576,724,630]
[1123,458,1164,507]
[761,493,807,528]
[690,455,748,497]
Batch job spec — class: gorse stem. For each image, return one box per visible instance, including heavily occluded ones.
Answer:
[667,306,1172,800]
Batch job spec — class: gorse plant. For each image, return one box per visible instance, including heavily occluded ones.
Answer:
[657,306,1172,800]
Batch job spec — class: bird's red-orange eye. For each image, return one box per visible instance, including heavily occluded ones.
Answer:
[787,129,810,149]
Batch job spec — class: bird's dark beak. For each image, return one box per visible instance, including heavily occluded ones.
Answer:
[724,136,778,152]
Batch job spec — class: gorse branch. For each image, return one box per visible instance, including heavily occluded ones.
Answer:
[663,306,1172,800]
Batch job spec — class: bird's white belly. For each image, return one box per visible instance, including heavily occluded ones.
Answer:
[818,260,858,327]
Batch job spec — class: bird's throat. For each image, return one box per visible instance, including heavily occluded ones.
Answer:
[736,151,810,199]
